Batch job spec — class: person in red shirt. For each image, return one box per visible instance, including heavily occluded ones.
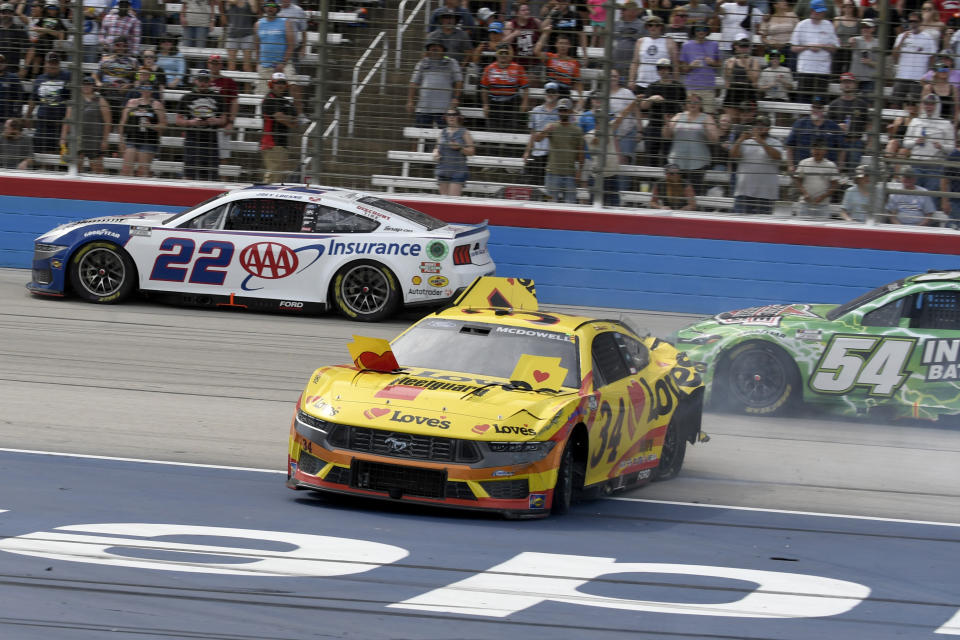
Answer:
[481,43,529,132]
[533,30,583,109]
[502,3,542,70]
[207,54,239,160]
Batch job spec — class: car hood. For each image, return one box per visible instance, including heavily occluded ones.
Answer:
[301,366,578,440]
[37,211,177,242]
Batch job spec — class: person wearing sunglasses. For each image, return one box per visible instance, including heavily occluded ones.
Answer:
[892,11,937,108]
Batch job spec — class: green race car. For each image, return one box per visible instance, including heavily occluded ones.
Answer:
[673,270,960,420]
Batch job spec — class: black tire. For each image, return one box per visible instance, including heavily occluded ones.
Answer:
[551,442,575,515]
[331,261,400,322]
[722,342,800,415]
[653,417,686,482]
[69,241,136,303]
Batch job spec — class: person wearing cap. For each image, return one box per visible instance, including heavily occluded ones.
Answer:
[730,114,784,215]
[118,70,166,176]
[408,39,462,128]
[223,0,258,72]
[0,2,28,79]
[533,30,582,106]
[794,137,839,217]
[429,0,474,36]
[60,76,112,174]
[902,92,955,189]
[639,57,685,166]
[156,34,185,88]
[24,51,68,154]
[893,12,938,108]
[260,71,296,182]
[839,165,875,222]
[176,69,226,181]
[0,53,22,121]
[522,81,560,187]
[757,47,795,104]
[793,0,835,19]
[254,0,295,95]
[481,43,529,133]
[847,18,878,94]
[790,0,838,103]
[101,0,141,56]
[180,0,215,49]
[501,4,541,71]
[717,0,759,60]
[533,96,583,203]
[611,1,645,79]
[467,18,506,66]
[650,163,697,210]
[721,35,760,119]
[827,71,869,171]
[426,8,472,65]
[885,166,939,225]
[30,1,65,66]
[95,37,138,119]
[0,117,32,169]
[629,15,676,92]
[541,0,587,59]
[922,59,960,125]
[679,22,720,115]
[785,95,842,172]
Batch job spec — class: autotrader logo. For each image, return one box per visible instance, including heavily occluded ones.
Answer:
[239,242,299,279]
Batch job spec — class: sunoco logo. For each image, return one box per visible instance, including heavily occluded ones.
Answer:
[239,242,299,279]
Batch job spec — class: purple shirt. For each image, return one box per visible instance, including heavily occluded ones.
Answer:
[921,69,960,93]
[680,39,720,91]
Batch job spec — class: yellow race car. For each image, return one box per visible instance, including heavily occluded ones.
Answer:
[287,277,705,518]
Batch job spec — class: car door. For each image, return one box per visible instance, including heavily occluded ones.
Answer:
[585,331,664,487]
[134,198,333,303]
[808,284,960,417]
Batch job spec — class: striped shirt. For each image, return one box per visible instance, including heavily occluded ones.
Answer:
[481,61,528,101]
[544,54,580,88]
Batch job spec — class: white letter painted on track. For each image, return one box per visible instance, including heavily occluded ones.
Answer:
[936,610,960,635]
[390,552,870,618]
[0,523,408,577]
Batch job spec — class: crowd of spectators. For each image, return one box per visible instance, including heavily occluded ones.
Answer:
[0,0,311,181]
[407,0,960,226]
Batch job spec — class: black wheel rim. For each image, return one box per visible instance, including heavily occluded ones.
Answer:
[728,349,788,408]
[78,248,126,297]
[340,265,390,315]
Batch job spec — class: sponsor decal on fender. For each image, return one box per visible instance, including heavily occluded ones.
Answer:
[411,276,422,285]
[428,275,449,288]
[240,242,299,279]
[82,228,122,239]
[388,410,450,429]
[529,494,545,509]
[408,288,444,297]
[420,262,441,274]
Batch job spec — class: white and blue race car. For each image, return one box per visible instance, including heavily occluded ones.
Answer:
[27,185,495,321]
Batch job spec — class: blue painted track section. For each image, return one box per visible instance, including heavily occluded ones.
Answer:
[0,451,957,639]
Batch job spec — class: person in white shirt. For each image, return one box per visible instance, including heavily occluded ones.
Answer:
[893,12,938,107]
[790,0,837,103]
[794,137,839,217]
[902,92,955,190]
[628,15,676,91]
[757,47,795,105]
[717,0,759,59]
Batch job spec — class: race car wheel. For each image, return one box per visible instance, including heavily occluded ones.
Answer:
[70,241,136,304]
[653,417,686,482]
[331,261,399,322]
[552,441,584,515]
[723,342,799,415]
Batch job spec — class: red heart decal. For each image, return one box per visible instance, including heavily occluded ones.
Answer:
[533,370,549,383]
[356,350,399,372]
[507,278,515,284]
[472,424,491,434]
[364,407,390,419]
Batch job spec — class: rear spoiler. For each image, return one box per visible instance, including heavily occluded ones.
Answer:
[452,219,489,238]
[451,276,538,311]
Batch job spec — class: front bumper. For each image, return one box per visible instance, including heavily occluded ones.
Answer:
[287,422,559,517]
[27,245,69,296]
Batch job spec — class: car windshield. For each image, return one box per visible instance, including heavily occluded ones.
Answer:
[162,192,231,226]
[391,318,580,389]
[357,196,446,231]
[825,278,907,321]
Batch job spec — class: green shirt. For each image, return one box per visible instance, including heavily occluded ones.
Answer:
[546,122,584,176]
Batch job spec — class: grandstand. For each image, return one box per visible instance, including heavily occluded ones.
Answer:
[1,0,957,225]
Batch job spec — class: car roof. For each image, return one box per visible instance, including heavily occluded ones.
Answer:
[909,270,960,284]
[432,306,627,335]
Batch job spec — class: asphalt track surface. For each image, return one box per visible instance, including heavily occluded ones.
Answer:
[1,267,959,639]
